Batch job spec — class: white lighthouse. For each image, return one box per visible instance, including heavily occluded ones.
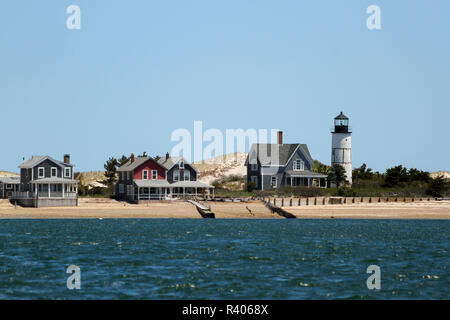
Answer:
[331,112,352,184]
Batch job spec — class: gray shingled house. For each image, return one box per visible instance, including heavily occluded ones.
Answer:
[245,132,327,190]
[0,176,20,199]
[116,153,213,202]
[158,153,214,198]
[11,154,79,207]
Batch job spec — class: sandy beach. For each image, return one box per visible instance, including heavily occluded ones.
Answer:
[0,198,278,219]
[0,198,449,219]
[282,200,450,219]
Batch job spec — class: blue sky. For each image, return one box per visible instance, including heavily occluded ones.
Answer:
[0,1,449,173]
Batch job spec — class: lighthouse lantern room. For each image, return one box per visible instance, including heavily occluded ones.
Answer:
[331,112,352,184]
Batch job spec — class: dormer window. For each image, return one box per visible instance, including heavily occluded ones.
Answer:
[64,167,71,178]
[38,167,45,178]
[293,159,304,171]
[179,161,184,169]
[51,167,57,177]
[250,163,258,171]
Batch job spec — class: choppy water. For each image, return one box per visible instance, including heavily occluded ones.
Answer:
[0,219,448,299]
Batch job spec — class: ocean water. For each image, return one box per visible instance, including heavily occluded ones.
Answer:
[0,219,448,299]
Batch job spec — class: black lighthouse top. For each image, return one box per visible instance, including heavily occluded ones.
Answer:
[333,112,350,133]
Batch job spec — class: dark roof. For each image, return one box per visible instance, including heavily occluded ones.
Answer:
[117,157,158,172]
[19,156,74,168]
[334,112,349,120]
[158,156,199,173]
[246,144,313,167]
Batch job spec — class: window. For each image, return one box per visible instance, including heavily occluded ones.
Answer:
[271,176,277,188]
[173,170,179,181]
[179,161,184,169]
[38,167,45,178]
[51,167,57,177]
[119,184,124,194]
[126,172,130,180]
[250,163,258,171]
[151,170,157,180]
[64,167,71,178]
[184,170,190,181]
[250,176,257,186]
[293,159,304,171]
[6,184,13,190]
[335,119,348,126]
[143,170,149,180]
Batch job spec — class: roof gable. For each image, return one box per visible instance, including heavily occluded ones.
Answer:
[246,144,299,166]
[246,143,314,168]
[118,156,166,172]
[19,156,73,169]
[157,156,198,173]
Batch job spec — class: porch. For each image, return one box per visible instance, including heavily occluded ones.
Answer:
[133,180,215,202]
[11,177,79,207]
[285,171,328,188]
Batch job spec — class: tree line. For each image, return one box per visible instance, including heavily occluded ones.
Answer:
[313,161,449,197]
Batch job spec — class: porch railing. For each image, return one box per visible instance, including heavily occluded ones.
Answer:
[12,192,78,199]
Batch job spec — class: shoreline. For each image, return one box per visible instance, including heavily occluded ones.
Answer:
[0,199,449,219]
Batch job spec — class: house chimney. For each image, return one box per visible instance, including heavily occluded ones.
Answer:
[64,154,70,164]
[166,152,170,160]
[277,131,283,145]
[131,153,135,163]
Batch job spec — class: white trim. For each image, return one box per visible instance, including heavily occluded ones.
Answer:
[179,160,185,169]
[293,159,304,171]
[151,170,157,180]
[38,167,45,179]
[271,176,277,188]
[51,167,58,177]
[64,167,71,178]
[173,169,180,182]
[143,170,149,180]
[183,170,190,181]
